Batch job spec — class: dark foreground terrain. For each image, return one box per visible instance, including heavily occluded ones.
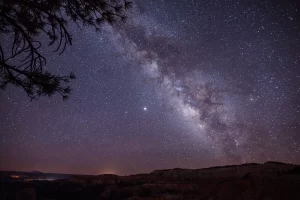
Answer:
[1,161,300,200]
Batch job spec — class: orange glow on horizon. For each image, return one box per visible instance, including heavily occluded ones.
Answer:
[98,168,119,175]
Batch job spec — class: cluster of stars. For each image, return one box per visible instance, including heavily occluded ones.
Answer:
[0,0,299,175]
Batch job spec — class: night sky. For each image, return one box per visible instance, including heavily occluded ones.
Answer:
[1,0,300,175]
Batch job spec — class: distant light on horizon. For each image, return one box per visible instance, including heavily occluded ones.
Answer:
[98,168,119,175]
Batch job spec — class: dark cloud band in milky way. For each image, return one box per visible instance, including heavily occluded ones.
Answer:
[102,0,300,163]
[103,8,266,163]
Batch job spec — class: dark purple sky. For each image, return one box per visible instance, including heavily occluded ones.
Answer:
[1,0,300,175]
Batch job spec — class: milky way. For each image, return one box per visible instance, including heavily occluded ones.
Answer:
[1,0,300,175]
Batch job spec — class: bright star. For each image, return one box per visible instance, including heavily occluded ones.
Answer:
[143,107,147,111]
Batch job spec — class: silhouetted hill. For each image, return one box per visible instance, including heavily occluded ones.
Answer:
[31,171,43,174]
[1,161,300,200]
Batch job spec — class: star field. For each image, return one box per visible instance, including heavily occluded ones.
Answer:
[0,0,300,175]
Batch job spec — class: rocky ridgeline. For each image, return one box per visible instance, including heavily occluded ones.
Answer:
[2,161,300,200]
[149,161,297,180]
[64,161,300,186]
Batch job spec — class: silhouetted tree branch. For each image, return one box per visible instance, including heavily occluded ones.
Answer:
[0,0,132,100]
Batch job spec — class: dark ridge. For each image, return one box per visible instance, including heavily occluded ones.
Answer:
[196,162,260,171]
[264,161,291,165]
[241,162,260,166]
[31,171,43,173]
[2,161,300,200]
[97,174,120,178]
[151,162,289,173]
[151,168,191,173]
